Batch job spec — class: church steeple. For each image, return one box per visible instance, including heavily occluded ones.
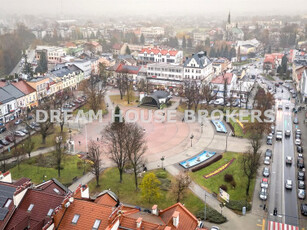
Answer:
[228,11,231,24]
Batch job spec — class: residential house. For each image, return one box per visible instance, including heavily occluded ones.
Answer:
[183,51,214,82]
[140,27,165,39]
[26,76,50,102]
[11,80,38,109]
[1,84,25,115]
[112,43,128,55]
[35,46,67,64]
[263,53,283,71]
[84,41,103,54]
[212,58,232,75]
[211,73,237,98]
[115,63,141,82]
[300,69,307,103]
[70,60,91,79]
[138,47,183,65]
[0,87,19,123]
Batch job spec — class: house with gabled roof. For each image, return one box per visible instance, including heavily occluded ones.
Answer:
[138,47,183,65]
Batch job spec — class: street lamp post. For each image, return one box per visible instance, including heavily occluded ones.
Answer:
[201,122,204,134]
[190,134,194,147]
[69,128,72,141]
[161,156,165,170]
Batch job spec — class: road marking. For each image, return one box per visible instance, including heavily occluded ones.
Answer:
[262,219,265,230]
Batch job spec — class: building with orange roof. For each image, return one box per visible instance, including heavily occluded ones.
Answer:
[11,80,38,109]
[138,47,183,65]
[263,53,283,71]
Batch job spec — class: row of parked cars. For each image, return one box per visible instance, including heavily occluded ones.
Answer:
[260,148,273,201]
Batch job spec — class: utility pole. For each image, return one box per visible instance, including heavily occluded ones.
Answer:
[204,193,207,221]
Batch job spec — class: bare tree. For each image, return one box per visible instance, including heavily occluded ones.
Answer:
[87,141,103,187]
[241,132,262,196]
[223,78,228,107]
[81,73,105,113]
[125,123,147,190]
[37,102,54,144]
[116,73,127,100]
[183,80,195,110]
[13,146,26,171]
[23,136,35,158]
[54,89,72,133]
[172,172,192,202]
[201,82,217,106]
[53,132,67,177]
[104,122,129,183]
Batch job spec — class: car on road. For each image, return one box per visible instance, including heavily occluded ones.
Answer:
[259,188,268,200]
[276,130,283,141]
[14,119,22,125]
[271,125,275,134]
[14,131,26,137]
[285,180,293,190]
[293,117,299,124]
[263,167,270,177]
[261,178,269,188]
[299,181,306,189]
[285,130,291,138]
[285,104,290,109]
[286,156,292,165]
[0,139,10,146]
[297,145,303,153]
[295,139,301,145]
[298,189,306,199]
[301,204,307,216]
[265,149,272,159]
[298,171,305,181]
[210,227,220,230]
[297,158,304,169]
[278,104,283,110]
[0,126,6,133]
[264,156,270,165]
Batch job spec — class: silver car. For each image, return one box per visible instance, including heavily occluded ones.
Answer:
[259,188,268,200]
[285,179,293,190]
[298,189,306,199]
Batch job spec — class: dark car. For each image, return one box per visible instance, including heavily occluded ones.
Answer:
[5,136,14,143]
[299,181,306,189]
[296,134,301,139]
[267,138,272,145]
[265,149,272,159]
[0,139,10,146]
[301,204,307,216]
[297,158,305,169]
[14,119,23,125]
[0,126,6,133]
[298,171,305,181]
[297,146,303,153]
[0,144,3,149]
[27,115,33,120]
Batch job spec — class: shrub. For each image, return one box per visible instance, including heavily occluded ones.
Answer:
[190,154,222,172]
[226,200,251,212]
[224,174,234,183]
[219,184,228,192]
[156,171,167,179]
[230,180,236,188]
[196,206,227,224]
[77,161,83,169]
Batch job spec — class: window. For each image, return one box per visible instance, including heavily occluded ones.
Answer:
[27,204,34,212]
[47,209,54,217]
[72,214,80,224]
[92,219,101,230]
[4,199,12,208]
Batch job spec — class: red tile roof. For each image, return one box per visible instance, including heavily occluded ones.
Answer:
[115,63,141,74]
[5,190,66,230]
[35,179,69,196]
[11,80,36,95]
[0,82,6,87]
[211,73,233,84]
[140,48,178,56]
[14,178,31,186]
[112,43,123,50]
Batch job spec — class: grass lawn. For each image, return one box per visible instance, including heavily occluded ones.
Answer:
[109,94,139,107]
[228,114,251,138]
[88,168,204,215]
[10,152,89,186]
[232,60,251,66]
[190,152,255,202]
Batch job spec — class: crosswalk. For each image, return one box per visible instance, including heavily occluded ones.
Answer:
[267,221,299,230]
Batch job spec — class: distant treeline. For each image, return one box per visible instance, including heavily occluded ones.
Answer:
[0,24,35,77]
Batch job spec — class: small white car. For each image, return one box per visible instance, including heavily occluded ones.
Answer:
[285,179,293,190]
[295,139,301,146]
[259,188,268,200]
[285,156,292,165]
[264,156,270,165]
[261,178,269,189]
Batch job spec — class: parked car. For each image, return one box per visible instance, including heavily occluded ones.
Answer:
[20,129,29,134]
[297,158,305,169]
[214,98,224,105]
[27,115,33,120]
[0,144,3,149]
[296,134,301,139]
[5,135,14,142]
[299,181,306,189]
[298,171,305,181]
[267,138,272,145]
[31,122,40,128]
[0,126,6,133]
[293,117,299,124]
[297,145,303,153]
[286,156,292,165]
[285,179,293,190]
[210,227,220,230]
[285,104,290,109]
[264,156,270,165]
[265,149,272,159]
[301,204,307,216]
[263,167,270,177]
[298,189,306,199]
[0,139,10,146]
[296,129,302,135]
[261,178,269,188]
[295,139,301,146]
[14,131,26,137]
[14,119,22,125]
[259,188,268,200]
[285,130,291,138]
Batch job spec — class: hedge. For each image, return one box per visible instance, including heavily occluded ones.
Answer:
[196,206,227,224]
[225,200,251,212]
[191,154,223,172]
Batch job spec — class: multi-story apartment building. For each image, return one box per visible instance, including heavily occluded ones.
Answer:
[183,51,214,82]
[26,76,50,101]
[35,46,67,64]
[138,48,183,65]
[140,27,165,38]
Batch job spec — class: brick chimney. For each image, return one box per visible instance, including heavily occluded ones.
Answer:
[136,217,142,229]
[152,205,158,215]
[172,211,180,228]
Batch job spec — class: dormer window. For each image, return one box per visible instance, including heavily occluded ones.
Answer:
[27,204,34,212]
[53,188,60,194]
[47,209,54,217]
[92,219,101,230]
[4,199,12,208]
[72,214,80,224]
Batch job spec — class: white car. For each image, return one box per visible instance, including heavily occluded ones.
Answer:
[285,179,293,190]
[14,131,26,137]
[261,178,269,188]
[264,156,270,165]
[259,188,268,200]
[295,139,301,146]
[214,98,224,105]
[285,156,292,165]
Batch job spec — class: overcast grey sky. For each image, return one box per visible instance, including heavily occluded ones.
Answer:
[1,0,306,17]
